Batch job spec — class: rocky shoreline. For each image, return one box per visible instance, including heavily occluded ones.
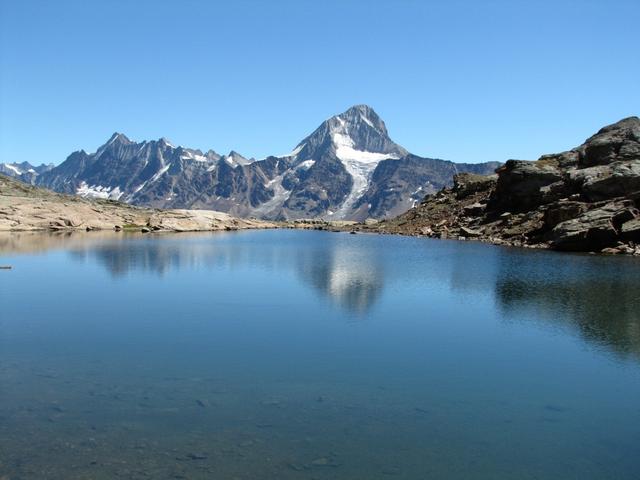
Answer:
[349,116,640,256]
[0,174,276,233]
[3,116,639,257]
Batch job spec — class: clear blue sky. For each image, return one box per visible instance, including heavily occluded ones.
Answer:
[1,0,638,165]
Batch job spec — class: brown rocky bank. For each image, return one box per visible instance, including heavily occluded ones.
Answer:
[0,174,276,232]
[353,116,640,256]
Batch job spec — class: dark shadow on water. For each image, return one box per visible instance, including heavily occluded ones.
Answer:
[492,250,640,359]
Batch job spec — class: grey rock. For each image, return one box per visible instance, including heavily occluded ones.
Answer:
[576,116,640,167]
[581,160,640,201]
[550,201,638,251]
[544,201,588,228]
[454,172,498,199]
[460,226,482,237]
[463,202,486,215]
[621,217,640,242]
[490,159,564,211]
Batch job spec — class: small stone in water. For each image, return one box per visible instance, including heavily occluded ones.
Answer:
[186,453,207,460]
[544,404,568,413]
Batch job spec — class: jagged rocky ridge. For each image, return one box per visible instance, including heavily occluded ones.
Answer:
[33,105,499,220]
[357,116,640,255]
[0,161,54,184]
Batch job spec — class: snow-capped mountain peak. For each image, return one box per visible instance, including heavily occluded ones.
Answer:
[279,105,409,219]
[158,137,174,148]
[0,161,55,182]
[31,105,500,222]
[290,104,408,165]
[107,132,132,145]
[223,151,251,168]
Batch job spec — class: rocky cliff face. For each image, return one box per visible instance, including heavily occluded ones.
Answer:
[359,116,640,255]
[33,105,499,220]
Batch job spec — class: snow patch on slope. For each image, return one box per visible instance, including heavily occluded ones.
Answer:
[332,159,379,219]
[76,182,123,200]
[360,114,374,129]
[284,144,304,158]
[253,174,291,217]
[180,151,208,162]
[149,164,171,183]
[332,132,397,164]
[329,124,398,219]
[297,159,315,170]
[3,164,23,175]
[224,154,240,168]
[224,153,252,168]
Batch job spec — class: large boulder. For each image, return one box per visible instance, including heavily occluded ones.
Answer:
[581,160,640,201]
[576,116,640,167]
[543,201,588,229]
[453,173,497,199]
[489,160,564,211]
[550,200,638,251]
[537,151,580,169]
[620,218,640,242]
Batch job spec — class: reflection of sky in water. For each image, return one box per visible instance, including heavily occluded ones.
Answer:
[2,230,640,351]
[1,230,640,479]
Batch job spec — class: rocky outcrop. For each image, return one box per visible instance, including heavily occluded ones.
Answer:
[353,116,640,255]
[550,200,637,251]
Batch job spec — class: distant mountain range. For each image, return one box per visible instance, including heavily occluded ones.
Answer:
[0,161,54,184]
[1,105,500,220]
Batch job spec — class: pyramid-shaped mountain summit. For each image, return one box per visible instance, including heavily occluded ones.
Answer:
[32,105,500,220]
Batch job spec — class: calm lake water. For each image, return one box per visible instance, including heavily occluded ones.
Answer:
[1,230,639,479]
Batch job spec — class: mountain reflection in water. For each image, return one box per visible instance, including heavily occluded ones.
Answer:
[0,231,384,313]
[1,230,639,356]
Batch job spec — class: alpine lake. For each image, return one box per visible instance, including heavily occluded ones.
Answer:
[1,229,639,479]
